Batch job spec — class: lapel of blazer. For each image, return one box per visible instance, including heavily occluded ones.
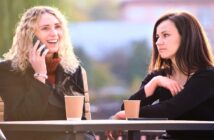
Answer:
[54,65,83,96]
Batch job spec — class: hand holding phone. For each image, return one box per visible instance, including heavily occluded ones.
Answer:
[32,35,47,56]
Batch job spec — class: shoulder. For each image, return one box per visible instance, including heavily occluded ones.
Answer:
[0,60,12,72]
[69,66,82,76]
[195,67,214,76]
[0,60,21,84]
[191,67,214,80]
[65,66,85,80]
[146,69,167,78]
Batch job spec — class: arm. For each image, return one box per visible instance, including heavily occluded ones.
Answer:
[139,69,214,119]
[15,77,51,120]
[29,40,49,84]
[121,71,163,110]
[0,71,51,120]
[131,75,183,100]
[0,60,52,120]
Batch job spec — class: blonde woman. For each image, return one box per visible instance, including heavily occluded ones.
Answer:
[0,6,94,140]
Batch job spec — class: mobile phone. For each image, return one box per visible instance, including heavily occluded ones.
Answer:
[32,35,47,55]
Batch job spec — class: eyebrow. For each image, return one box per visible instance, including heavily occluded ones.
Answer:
[156,30,169,35]
[39,22,61,28]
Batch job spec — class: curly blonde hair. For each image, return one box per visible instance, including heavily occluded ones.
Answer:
[3,6,80,73]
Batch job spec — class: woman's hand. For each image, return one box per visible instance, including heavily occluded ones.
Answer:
[29,40,49,83]
[154,76,183,96]
[112,110,126,120]
[145,76,183,97]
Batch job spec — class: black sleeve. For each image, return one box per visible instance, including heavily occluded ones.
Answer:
[139,69,214,119]
[16,77,52,120]
[121,71,163,110]
[0,61,52,120]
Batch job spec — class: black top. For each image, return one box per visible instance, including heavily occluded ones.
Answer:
[124,67,214,139]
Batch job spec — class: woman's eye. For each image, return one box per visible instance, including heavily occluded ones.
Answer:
[41,27,49,30]
[163,34,169,37]
[55,25,62,29]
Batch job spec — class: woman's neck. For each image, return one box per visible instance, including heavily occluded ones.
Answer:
[170,63,188,86]
[45,54,54,61]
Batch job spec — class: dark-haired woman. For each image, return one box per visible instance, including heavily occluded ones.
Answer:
[112,11,214,139]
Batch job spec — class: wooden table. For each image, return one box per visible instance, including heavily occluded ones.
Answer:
[1,120,214,140]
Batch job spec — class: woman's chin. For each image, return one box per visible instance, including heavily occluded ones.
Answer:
[160,55,170,59]
[46,51,58,58]
[48,49,58,54]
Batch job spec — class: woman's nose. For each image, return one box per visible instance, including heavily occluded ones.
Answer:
[156,37,163,45]
[49,28,58,36]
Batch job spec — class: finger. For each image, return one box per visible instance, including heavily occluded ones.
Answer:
[169,81,182,95]
[173,84,180,94]
[41,48,49,57]
[116,111,126,120]
[29,46,37,63]
[170,85,177,96]
[30,40,40,59]
[35,44,44,57]
[178,85,184,92]
[33,40,40,51]
[36,44,46,56]
[37,44,46,52]
[170,89,175,96]
[174,83,184,93]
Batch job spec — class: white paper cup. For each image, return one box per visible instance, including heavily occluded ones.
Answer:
[64,95,84,121]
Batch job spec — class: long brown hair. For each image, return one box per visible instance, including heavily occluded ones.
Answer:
[149,11,214,75]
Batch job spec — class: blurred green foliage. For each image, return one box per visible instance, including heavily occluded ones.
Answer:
[104,40,151,86]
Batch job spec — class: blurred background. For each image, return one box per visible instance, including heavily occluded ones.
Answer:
[1,0,214,119]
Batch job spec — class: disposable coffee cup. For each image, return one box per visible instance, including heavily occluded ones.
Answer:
[124,100,140,119]
[64,95,84,121]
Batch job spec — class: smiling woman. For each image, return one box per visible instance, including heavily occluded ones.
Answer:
[35,12,62,57]
[0,6,95,140]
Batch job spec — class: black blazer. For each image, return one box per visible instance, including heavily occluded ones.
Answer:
[0,60,93,140]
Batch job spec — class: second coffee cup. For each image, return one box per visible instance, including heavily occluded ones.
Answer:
[124,100,140,119]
